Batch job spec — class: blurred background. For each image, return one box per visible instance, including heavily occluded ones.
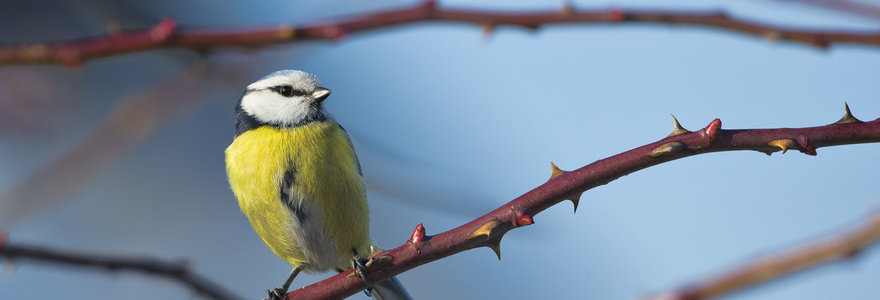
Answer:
[1,0,879,299]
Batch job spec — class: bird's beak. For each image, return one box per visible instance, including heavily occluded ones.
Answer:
[312,87,331,102]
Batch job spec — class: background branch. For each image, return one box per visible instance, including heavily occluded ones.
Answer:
[779,0,880,20]
[289,110,880,299]
[0,234,242,300]
[3,1,880,66]
[0,60,251,228]
[647,209,880,300]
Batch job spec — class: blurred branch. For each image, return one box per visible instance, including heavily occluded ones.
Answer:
[779,0,880,20]
[288,106,880,299]
[3,1,880,66]
[646,210,880,300]
[0,234,242,300]
[0,61,251,228]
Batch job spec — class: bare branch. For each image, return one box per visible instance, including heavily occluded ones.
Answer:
[3,1,880,66]
[779,0,880,20]
[0,234,243,300]
[646,210,880,300]
[0,61,251,228]
[288,108,880,299]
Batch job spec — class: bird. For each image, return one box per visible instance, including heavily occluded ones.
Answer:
[225,70,410,300]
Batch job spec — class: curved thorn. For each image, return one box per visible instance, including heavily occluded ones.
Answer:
[569,194,581,213]
[649,142,686,158]
[487,240,502,260]
[549,162,566,180]
[668,114,691,137]
[768,139,796,154]
[834,102,863,124]
[468,221,500,240]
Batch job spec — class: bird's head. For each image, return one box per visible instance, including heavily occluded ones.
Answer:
[239,70,332,127]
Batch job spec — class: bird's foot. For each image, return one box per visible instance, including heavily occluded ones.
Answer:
[351,248,375,297]
[265,287,288,300]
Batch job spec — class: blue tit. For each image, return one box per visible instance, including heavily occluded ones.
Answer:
[225,70,409,300]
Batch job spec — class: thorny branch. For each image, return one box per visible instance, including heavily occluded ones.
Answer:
[288,105,880,299]
[3,1,880,66]
[0,233,242,300]
[646,210,880,300]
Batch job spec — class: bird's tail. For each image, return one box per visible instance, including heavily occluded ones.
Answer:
[371,276,411,300]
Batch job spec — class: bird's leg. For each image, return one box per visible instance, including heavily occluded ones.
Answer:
[266,267,301,300]
[350,248,374,297]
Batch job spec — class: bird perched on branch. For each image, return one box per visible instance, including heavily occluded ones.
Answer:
[225,70,410,300]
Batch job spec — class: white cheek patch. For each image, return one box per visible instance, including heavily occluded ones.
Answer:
[241,91,310,125]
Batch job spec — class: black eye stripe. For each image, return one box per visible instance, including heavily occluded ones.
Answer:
[269,85,307,97]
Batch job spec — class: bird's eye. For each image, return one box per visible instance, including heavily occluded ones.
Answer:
[270,85,304,97]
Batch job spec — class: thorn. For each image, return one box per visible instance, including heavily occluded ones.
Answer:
[409,224,426,253]
[764,31,781,43]
[768,139,796,154]
[364,254,393,270]
[668,114,691,137]
[834,102,862,124]
[480,23,495,37]
[843,246,863,260]
[367,245,385,259]
[812,37,830,50]
[561,2,575,16]
[468,221,500,240]
[569,194,581,213]
[649,142,686,158]
[487,240,502,260]
[702,119,722,143]
[549,162,566,180]
[468,221,504,259]
[276,25,296,40]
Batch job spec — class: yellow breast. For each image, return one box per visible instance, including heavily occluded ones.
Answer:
[225,121,370,271]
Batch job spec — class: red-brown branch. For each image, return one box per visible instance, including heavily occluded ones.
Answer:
[288,109,880,299]
[0,235,242,300]
[3,1,880,66]
[646,210,880,300]
[780,0,880,20]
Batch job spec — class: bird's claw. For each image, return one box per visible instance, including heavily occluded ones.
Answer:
[265,287,287,300]
[351,256,369,279]
[350,249,375,297]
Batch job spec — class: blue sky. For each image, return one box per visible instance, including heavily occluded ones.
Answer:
[1,1,880,299]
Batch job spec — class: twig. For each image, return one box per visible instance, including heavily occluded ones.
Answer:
[778,0,880,20]
[0,61,251,228]
[288,105,880,299]
[0,234,243,300]
[3,1,880,66]
[646,210,880,300]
